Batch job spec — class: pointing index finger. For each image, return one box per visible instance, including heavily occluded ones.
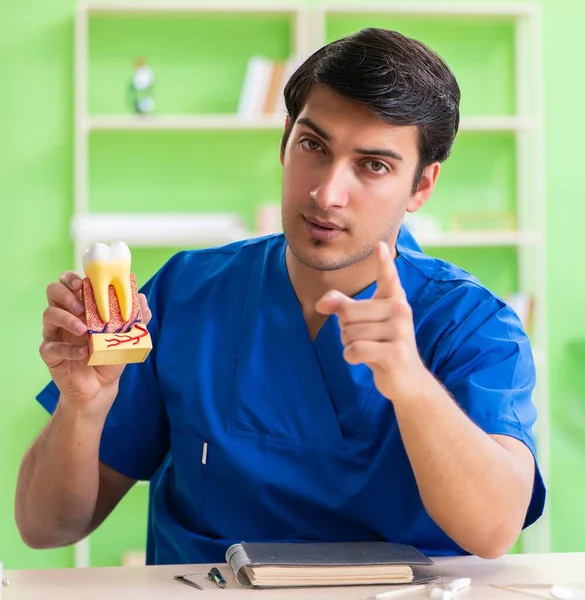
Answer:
[374,241,405,299]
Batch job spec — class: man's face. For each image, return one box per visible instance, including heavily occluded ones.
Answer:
[280,84,438,271]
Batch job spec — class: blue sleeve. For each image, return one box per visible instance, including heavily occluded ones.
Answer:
[434,295,546,529]
[35,251,186,482]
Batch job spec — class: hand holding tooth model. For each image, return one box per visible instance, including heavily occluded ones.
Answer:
[39,241,152,411]
[81,241,152,366]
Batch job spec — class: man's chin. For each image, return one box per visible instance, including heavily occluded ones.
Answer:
[287,241,357,272]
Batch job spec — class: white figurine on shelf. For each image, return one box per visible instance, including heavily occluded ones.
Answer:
[129,57,155,114]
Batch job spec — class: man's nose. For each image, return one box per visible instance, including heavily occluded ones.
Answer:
[310,164,350,209]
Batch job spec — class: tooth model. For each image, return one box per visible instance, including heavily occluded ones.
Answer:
[81,241,152,366]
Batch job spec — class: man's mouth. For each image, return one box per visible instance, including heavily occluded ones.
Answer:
[302,216,345,241]
[303,216,343,231]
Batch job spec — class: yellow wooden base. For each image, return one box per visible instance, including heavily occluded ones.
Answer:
[87,325,152,366]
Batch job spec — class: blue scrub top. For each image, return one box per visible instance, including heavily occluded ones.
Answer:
[36,226,545,564]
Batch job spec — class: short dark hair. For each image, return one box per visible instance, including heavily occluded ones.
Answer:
[281,27,461,193]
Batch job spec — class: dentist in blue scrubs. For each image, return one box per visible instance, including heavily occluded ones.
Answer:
[17,27,545,564]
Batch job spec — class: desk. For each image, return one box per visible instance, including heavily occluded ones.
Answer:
[3,553,585,600]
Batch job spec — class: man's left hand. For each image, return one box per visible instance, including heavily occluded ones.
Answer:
[315,241,431,403]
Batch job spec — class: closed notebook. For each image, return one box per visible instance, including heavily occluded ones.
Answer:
[225,541,437,589]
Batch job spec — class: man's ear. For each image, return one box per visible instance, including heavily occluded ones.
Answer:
[280,116,291,166]
[406,162,440,213]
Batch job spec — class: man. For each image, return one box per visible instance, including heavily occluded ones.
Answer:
[16,27,544,565]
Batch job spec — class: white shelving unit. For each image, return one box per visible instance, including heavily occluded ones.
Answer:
[72,1,548,567]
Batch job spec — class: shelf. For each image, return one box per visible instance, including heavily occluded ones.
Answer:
[71,213,249,247]
[73,215,541,250]
[84,114,285,132]
[317,2,536,17]
[416,230,541,247]
[84,114,536,133]
[459,116,537,132]
[81,2,303,15]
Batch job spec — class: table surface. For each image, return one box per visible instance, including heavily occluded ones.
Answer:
[2,553,585,600]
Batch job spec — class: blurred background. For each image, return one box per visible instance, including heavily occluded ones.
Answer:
[1,0,584,570]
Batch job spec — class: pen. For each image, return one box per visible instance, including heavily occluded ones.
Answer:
[208,567,227,588]
[174,574,203,590]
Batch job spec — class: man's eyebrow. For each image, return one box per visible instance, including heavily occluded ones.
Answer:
[296,117,404,162]
[354,147,404,162]
[296,117,331,142]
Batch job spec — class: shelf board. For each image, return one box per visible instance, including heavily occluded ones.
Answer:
[73,215,541,250]
[318,2,536,17]
[416,230,541,247]
[81,2,302,15]
[84,114,286,132]
[80,1,536,17]
[71,213,250,247]
[84,114,536,133]
[459,116,538,132]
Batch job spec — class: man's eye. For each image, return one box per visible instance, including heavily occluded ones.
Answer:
[364,160,389,174]
[300,139,322,152]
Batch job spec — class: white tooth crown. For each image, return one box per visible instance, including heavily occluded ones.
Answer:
[83,241,133,323]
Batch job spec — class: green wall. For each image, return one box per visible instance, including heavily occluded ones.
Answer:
[1,0,584,569]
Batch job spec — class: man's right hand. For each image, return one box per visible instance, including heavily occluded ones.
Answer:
[39,270,151,415]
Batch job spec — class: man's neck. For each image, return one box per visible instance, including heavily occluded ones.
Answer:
[285,243,397,318]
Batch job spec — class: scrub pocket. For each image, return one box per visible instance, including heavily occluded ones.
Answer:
[168,429,207,531]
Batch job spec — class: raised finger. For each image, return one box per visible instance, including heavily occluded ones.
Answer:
[46,281,85,316]
[373,241,405,300]
[39,339,88,364]
[42,306,87,340]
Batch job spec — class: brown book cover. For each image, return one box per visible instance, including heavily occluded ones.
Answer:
[263,60,285,114]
